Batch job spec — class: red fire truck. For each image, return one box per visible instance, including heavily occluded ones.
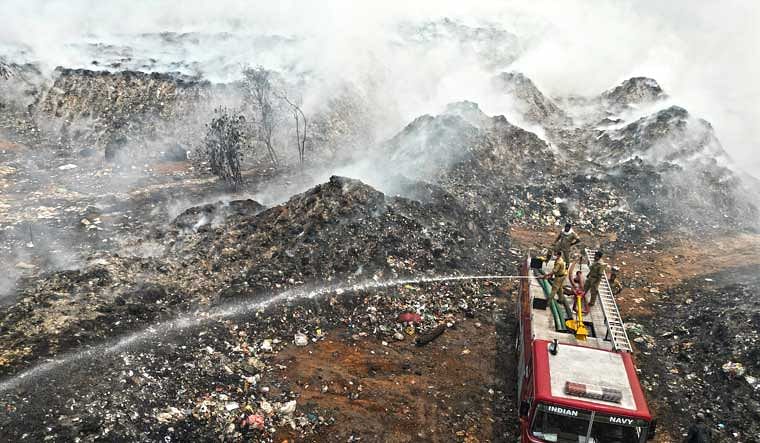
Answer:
[516,249,656,442]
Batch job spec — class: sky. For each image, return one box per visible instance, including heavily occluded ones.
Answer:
[2,0,759,173]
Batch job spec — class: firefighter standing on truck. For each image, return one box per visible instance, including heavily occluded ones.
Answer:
[545,251,572,311]
[585,250,606,306]
[554,223,580,267]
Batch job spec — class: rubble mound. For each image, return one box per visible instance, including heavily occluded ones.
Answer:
[171,176,486,297]
[442,100,492,128]
[595,106,727,164]
[385,113,483,180]
[492,71,570,126]
[172,199,266,232]
[601,76,667,109]
[385,103,557,185]
[594,107,758,230]
[0,176,491,374]
[380,102,658,239]
[32,67,213,152]
[594,106,758,229]
[399,18,521,68]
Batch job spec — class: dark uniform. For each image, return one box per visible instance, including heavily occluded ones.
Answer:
[584,259,606,306]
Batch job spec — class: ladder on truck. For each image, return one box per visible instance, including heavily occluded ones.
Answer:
[584,248,633,352]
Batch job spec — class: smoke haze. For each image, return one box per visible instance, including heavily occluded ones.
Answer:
[2,0,758,173]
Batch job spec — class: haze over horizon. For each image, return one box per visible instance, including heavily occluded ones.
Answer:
[2,0,758,175]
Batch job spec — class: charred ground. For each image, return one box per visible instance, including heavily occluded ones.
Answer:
[0,55,758,443]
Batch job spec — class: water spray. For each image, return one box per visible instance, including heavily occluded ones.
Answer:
[0,273,530,392]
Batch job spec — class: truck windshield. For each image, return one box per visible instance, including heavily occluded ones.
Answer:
[531,404,648,443]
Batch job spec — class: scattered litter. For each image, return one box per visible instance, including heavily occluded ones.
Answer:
[294,333,308,347]
[397,312,422,324]
[279,400,297,416]
[241,414,265,430]
[156,407,185,423]
[722,361,746,378]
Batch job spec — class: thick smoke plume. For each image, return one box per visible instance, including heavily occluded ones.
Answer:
[2,0,758,174]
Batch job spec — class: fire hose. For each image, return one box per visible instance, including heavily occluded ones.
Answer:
[536,273,565,332]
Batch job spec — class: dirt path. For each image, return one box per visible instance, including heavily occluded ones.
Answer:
[268,303,518,443]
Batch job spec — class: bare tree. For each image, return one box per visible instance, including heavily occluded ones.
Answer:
[242,67,279,168]
[276,92,307,166]
[204,107,245,189]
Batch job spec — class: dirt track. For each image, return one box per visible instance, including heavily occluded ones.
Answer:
[270,310,518,442]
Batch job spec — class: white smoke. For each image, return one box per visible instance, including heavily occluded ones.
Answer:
[2,0,758,175]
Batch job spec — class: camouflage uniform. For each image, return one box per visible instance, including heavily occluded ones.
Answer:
[584,259,607,306]
[554,230,579,266]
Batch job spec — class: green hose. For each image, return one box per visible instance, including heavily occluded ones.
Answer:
[537,276,551,294]
[554,298,569,330]
[537,274,564,332]
[549,298,563,331]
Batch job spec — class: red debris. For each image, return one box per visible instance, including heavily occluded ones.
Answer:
[397,312,422,324]
[241,413,265,430]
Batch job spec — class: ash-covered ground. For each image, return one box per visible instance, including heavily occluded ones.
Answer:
[1,16,759,443]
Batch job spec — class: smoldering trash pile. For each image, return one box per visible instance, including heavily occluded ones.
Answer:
[0,175,518,441]
[1,29,759,442]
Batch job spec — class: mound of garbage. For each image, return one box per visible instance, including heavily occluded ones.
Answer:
[379,74,758,237]
[32,68,213,152]
[0,175,513,441]
[591,105,758,231]
[593,106,726,163]
[399,18,522,69]
[600,76,667,110]
[0,176,494,374]
[492,71,570,127]
[169,176,490,297]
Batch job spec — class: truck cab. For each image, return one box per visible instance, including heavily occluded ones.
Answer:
[517,250,656,442]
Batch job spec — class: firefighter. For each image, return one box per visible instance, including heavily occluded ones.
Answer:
[553,223,580,267]
[545,251,572,313]
[684,413,712,443]
[564,270,583,296]
[584,250,606,306]
[609,265,623,295]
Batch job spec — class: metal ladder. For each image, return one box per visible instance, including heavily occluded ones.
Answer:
[585,248,633,352]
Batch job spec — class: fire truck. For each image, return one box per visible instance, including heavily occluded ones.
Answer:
[516,248,656,442]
